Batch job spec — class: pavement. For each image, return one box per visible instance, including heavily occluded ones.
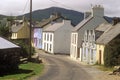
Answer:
[35,49,120,80]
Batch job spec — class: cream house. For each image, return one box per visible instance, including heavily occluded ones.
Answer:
[42,20,73,54]
[96,21,120,64]
[11,19,30,40]
[70,5,108,60]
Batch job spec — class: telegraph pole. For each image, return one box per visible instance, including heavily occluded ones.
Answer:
[29,0,32,59]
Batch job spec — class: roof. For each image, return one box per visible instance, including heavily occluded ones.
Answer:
[43,22,64,32]
[11,20,27,32]
[95,23,112,31]
[11,24,23,32]
[0,37,20,49]
[96,23,120,45]
[72,16,93,31]
[95,30,104,40]
[33,15,65,28]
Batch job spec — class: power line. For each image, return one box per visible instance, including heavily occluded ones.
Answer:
[49,0,79,11]
[22,0,29,14]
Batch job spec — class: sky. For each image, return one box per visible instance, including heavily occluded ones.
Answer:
[0,0,120,17]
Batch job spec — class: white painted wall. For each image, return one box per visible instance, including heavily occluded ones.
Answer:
[70,32,78,59]
[42,32,54,54]
[54,20,73,54]
[43,20,73,54]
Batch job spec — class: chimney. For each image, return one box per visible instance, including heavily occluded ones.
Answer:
[91,5,104,17]
[113,17,120,25]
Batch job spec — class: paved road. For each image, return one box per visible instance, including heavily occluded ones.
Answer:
[36,50,93,80]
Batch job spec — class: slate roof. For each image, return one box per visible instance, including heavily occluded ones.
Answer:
[43,22,64,32]
[0,37,20,49]
[95,23,112,40]
[11,24,24,32]
[34,15,65,28]
[72,16,93,31]
[96,23,120,45]
[95,30,104,40]
[11,20,25,32]
[95,23,112,31]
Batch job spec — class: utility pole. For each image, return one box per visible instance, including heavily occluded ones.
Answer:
[29,0,32,59]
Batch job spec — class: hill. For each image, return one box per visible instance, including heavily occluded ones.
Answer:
[18,7,84,25]
[1,7,113,25]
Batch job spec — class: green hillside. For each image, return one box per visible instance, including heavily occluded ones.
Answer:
[1,7,113,25]
[19,7,84,25]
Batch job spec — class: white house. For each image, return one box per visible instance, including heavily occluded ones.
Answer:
[70,5,108,61]
[81,22,113,64]
[81,30,96,64]
[42,20,73,54]
[32,13,65,49]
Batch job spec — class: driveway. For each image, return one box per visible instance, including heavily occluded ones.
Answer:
[36,50,120,80]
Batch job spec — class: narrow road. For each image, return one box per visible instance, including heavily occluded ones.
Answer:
[36,50,93,80]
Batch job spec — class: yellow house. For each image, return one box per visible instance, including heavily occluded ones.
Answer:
[11,20,30,39]
[96,21,120,65]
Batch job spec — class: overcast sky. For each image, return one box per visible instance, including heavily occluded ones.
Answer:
[0,0,120,17]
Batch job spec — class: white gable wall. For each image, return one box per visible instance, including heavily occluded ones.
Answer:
[70,32,78,59]
[42,32,54,54]
[78,17,107,47]
[71,17,107,59]
[54,20,73,54]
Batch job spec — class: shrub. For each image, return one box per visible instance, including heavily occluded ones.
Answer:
[13,40,35,58]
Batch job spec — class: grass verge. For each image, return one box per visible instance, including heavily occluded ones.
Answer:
[93,65,114,71]
[0,62,44,80]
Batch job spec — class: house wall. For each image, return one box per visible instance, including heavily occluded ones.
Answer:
[70,32,78,59]
[17,22,30,39]
[54,20,73,54]
[11,33,18,39]
[78,17,107,48]
[73,17,106,59]
[11,21,30,39]
[96,44,105,64]
[42,32,54,54]
[33,28,42,49]
[81,30,97,64]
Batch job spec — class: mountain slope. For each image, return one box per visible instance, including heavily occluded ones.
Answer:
[19,7,84,25]
[1,7,113,25]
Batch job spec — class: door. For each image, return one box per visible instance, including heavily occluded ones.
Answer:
[99,50,102,64]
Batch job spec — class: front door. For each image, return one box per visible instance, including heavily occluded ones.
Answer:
[99,50,102,64]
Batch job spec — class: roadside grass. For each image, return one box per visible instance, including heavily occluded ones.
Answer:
[0,62,44,80]
[93,64,114,71]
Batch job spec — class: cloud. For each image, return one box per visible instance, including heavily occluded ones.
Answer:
[0,0,120,17]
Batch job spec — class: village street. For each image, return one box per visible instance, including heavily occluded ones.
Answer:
[36,50,93,80]
[35,50,120,80]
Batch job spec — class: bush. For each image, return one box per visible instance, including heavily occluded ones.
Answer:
[13,40,35,58]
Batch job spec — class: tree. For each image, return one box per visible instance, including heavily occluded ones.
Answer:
[0,18,12,38]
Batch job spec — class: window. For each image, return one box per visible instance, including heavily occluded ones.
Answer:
[75,34,76,44]
[49,44,52,51]
[91,49,93,60]
[72,34,74,43]
[44,43,46,50]
[47,34,49,41]
[44,34,46,41]
[47,43,48,51]
[84,48,86,57]
[50,34,52,41]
